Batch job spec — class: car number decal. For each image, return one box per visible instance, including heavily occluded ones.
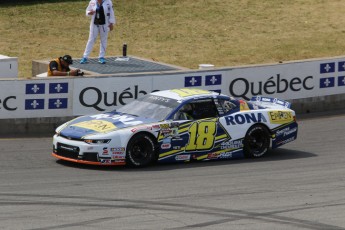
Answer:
[71,120,116,133]
[185,121,216,151]
[158,118,230,160]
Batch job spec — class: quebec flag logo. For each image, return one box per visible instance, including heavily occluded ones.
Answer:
[49,83,68,94]
[49,98,68,109]
[26,83,45,94]
[320,63,335,74]
[338,62,345,72]
[320,77,335,88]
[338,76,345,86]
[25,99,44,110]
[24,82,69,111]
[185,76,202,87]
[205,74,222,86]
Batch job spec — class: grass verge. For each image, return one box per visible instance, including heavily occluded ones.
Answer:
[1,0,345,78]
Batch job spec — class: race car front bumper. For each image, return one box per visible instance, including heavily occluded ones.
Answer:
[52,134,126,166]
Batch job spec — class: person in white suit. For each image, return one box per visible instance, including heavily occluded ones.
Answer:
[80,0,116,64]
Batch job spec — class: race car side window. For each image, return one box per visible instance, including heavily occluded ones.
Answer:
[173,99,218,121]
[173,103,195,120]
[191,99,218,119]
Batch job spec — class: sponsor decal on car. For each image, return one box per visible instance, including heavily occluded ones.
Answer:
[161,143,172,149]
[162,138,171,144]
[225,113,267,126]
[112,155,125,160]
[131,125,152,133]
[219,152,233,159]
[161,128,173,134]
[220,139,243,150]
[72,120,116,133]
[277,136,295,145]
[158,127,180,140]
[111,147,125,155]
[100,159,112,164]
[103,147,109,155]
[207,152,221,159]
[207,151,233,160]
[175,154,190,161]
[152,124,160,129]
[268,111,293,124]
[275,127,297,137]
[110,147,125,152]
[113,159,125,163]
[173,146,181,150]
[159,124,170,129]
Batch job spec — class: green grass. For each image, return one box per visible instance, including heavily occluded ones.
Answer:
[1,0,345,78]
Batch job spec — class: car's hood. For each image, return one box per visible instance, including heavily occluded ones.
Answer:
[58,111,158,139]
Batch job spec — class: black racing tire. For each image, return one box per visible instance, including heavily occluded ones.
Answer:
[243,125,270,158]
[126,133,156,167]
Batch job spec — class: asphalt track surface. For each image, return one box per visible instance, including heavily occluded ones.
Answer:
[1,112,345,230]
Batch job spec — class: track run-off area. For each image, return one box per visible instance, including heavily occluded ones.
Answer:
[0,112,345,230]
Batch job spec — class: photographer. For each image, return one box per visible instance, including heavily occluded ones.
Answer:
[48,55,82,77]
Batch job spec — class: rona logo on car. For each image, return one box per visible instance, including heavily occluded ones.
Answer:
[224,113,267,126]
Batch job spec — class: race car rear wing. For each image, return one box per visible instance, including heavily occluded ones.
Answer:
[250,96,291,109]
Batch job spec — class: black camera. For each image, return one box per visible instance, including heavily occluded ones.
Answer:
[76,70,84,76]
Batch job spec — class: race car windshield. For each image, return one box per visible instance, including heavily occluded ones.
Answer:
[117,95,179,120]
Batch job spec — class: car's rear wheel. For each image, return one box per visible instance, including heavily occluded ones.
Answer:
[126,134,155,167]
[243,125,270,158]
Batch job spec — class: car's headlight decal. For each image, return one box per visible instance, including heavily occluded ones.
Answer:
[84,139,111,144]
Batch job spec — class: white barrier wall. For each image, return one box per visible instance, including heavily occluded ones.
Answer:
[1,56,345,119]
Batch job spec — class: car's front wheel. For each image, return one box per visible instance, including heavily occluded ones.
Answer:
[243,125,270,158]
[126,134,156,167]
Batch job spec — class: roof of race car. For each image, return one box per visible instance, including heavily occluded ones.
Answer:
[150,88,225,101]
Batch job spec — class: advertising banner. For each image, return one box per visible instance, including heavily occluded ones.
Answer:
[1,56,345,119]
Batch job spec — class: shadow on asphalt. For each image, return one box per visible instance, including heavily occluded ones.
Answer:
[55,148,316,172]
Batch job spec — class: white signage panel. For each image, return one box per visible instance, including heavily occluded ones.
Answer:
[1,56,345,119]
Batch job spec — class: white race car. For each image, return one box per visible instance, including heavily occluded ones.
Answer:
[52,88,298,167]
